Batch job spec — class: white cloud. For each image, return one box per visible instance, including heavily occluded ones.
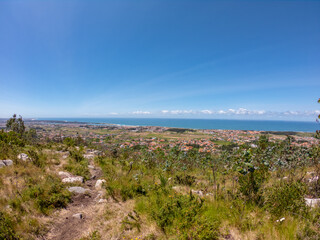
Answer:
[218,110,227,114]
[161,110,195,114]
[132,111,151,115]
[157,108,320,118]
[200,110,214,114]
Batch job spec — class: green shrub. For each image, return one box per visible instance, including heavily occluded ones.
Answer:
[238,169,268,204]
[28,149,46,168]
[174,173,196,186]
[64,149,90,180]
[23,175,71,214]
[146,190,220,238]
[0,211,19,240]
[79,230,101,240]
[264,180,307,217]
[64,160,90,180]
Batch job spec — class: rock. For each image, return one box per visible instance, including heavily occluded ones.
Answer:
[62,176,84,183]
[308,176,319,183]
[58,171,72,178]
[98,199,107,203]
[88,165,95,169]
[276,217,285,223]
[67,187,89,194]
[172,186,180,191]
[17,153,29,161]
[83,154,95,159]
[95,179,106,190]
[191,190,204,197]
[0,160,13,168]
[72,213,83,219]
[305,198,320,208]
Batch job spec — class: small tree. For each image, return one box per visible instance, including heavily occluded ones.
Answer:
[6,114,25,135]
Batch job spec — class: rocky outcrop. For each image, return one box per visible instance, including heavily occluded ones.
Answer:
[0,159,13,168]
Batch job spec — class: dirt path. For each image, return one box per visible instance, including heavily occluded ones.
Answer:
[42,157,159,240]
[43,160,106,240]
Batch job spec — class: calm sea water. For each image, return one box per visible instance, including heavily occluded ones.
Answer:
[37,118,319,132]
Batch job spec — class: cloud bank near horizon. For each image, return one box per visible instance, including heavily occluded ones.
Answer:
[107,108,320,119]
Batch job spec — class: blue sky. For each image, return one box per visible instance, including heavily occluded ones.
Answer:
[0,0,319,121]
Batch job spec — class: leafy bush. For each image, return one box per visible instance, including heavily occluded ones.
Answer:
[0,211,19,240]
[264,181,307,217]
[120,182,147,201]
[145,190,220,238]
[65,149,90,180]
[174,173,196,186]
[28,149,46,168]
[238,169,268,204]
[23,175,71,214]
[79,230,101,240]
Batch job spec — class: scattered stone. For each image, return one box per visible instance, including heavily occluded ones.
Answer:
[305,198,320,208]
[72,213,83,219]
[88,165,95,169]
[191,190,204,197]
[98,199,107,203]
[308,176,319,183]
[62,176,84,183]
[95,179,106,190]
[276,217,285,223]
[17,153,29,161]
[0,160,13,168]
[58,171,72,178]
[67,187,89,194]
[83,154,95,159]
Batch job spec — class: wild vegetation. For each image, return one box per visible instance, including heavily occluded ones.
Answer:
[0,109,319,239]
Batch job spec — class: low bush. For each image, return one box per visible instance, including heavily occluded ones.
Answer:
[0,211,19,240]
[142,189,220,239]
[264,180,307,217]
[23,175,71,214]
[174,173,196,186]
[64,149,90,180]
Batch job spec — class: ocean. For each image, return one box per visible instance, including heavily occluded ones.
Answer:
[37,118,320,132]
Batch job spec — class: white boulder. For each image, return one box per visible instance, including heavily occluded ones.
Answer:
[305,198,320,208]
[62,176,84,183]
[58,171,72,178]
[67,187,89,194]
[95,179,106,190]
[17,153,29,161]
[72,213,83,219]
[0,160,13,168]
